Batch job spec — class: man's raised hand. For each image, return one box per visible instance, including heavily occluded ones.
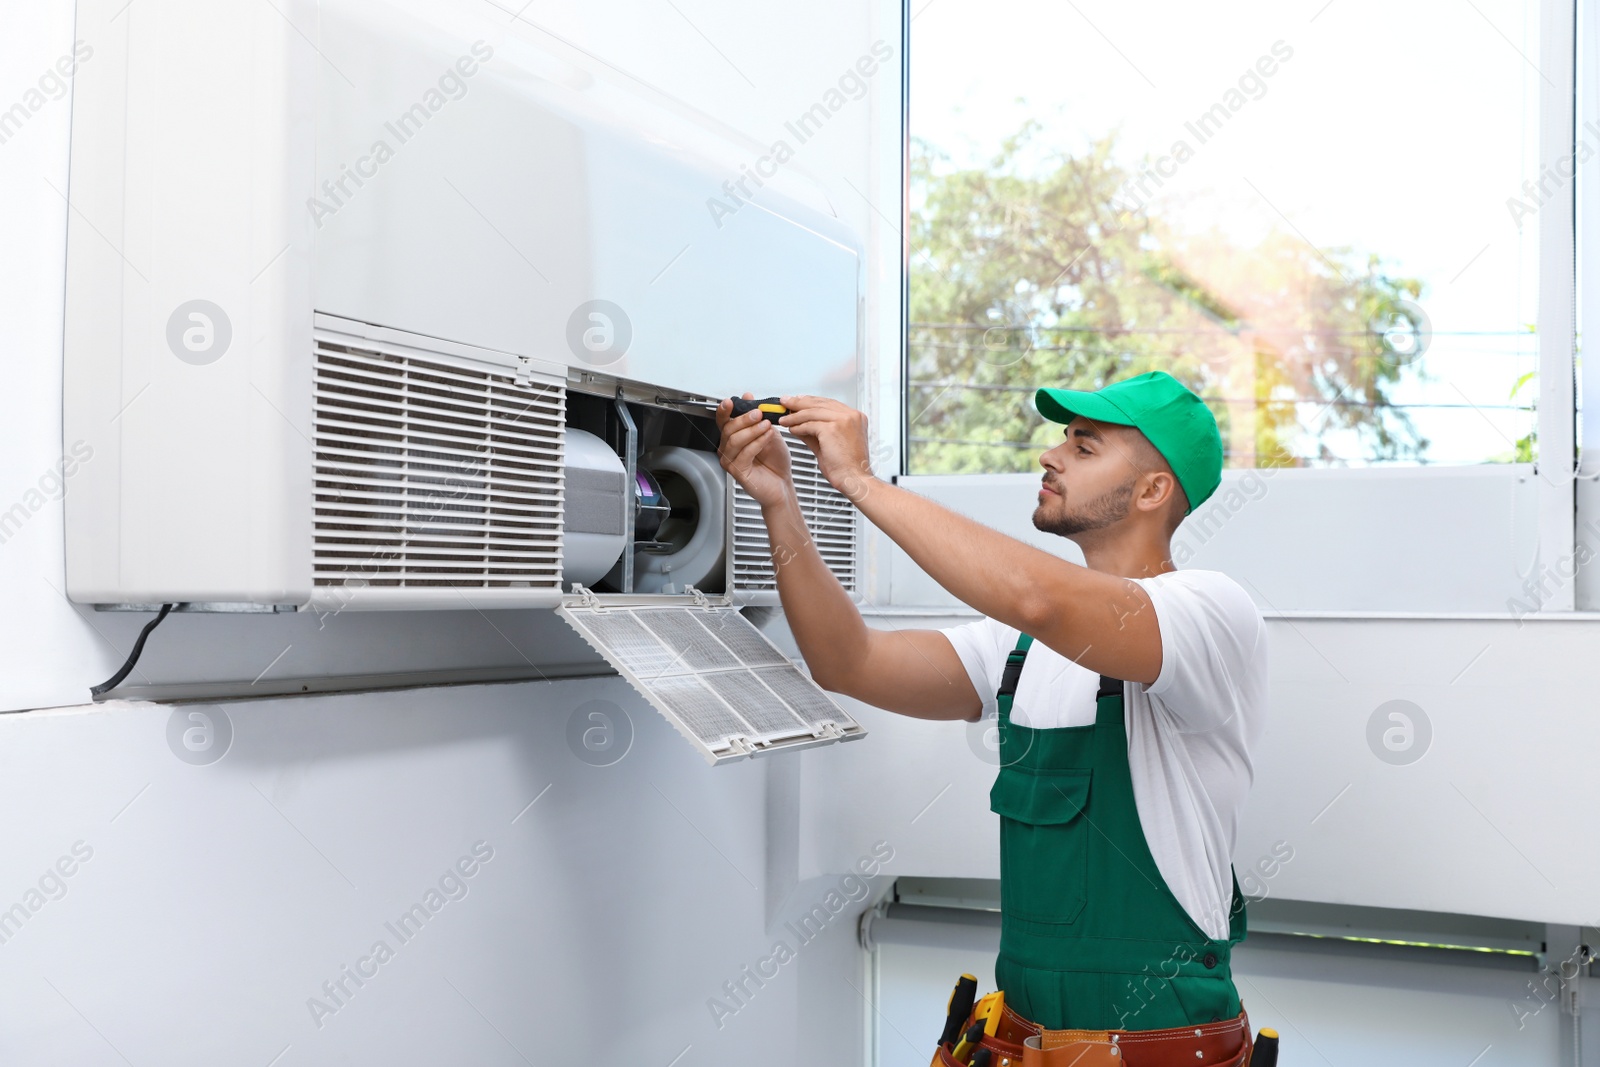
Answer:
[776,394,878,502]
[716,391,795,507]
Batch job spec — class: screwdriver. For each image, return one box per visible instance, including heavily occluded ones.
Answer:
[730,396,789,424]
[951,1020,985,1063]
[1252,1028,1279,1067]
[655,395,789,424]
[938,974,979,1048]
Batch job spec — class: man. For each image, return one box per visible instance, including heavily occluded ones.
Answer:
[716,371,1268,1053]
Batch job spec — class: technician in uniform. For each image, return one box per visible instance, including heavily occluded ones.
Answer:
[717,372,1268,1064]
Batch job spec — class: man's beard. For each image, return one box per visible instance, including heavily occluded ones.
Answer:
[1034,476,1136,537]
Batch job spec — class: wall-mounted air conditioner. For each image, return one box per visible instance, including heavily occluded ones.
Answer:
[61,0,867,761]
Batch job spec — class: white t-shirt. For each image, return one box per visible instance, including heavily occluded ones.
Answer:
[939,569,1268,940]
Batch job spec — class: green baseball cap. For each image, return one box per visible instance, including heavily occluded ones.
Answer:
[1034,371,1223,513]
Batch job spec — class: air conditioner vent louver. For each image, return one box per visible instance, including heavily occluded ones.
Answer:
[312,337,565,591]
[732,433,857,593]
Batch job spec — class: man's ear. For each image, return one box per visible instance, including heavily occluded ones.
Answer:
[1136,470,1181,517]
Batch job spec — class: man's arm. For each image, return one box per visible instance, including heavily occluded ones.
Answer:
[759,483,985,720]
[845,477,1162,683]
[765,392,1162,683]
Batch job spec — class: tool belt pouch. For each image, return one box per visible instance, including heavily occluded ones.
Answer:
[927,1001,1032,1067]
[1022,1034,1123,1067]
[1018,1030,1250,1067]
[931,1038,1029,1067]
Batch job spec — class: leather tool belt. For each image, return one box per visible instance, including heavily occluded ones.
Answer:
[930,999,1255,1067]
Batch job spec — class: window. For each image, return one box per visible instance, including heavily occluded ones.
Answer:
[907,0,1542,473]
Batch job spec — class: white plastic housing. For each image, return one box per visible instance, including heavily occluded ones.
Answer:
[62,0,861,610]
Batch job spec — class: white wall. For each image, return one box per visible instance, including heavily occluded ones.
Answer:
[0,677,898,1064]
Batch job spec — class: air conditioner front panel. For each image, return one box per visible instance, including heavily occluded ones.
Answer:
[313,0,861,407]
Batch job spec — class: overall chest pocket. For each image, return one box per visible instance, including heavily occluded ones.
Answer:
[990,767,1091,926]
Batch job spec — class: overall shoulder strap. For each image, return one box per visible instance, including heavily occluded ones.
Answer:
[1225,865,1249,944]
[995,632,1034,716]
[1002,632,1123,702]
[997,632,1033,701]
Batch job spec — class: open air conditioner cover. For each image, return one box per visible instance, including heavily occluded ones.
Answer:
[556,595,864,764]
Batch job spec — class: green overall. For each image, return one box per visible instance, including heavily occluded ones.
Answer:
[990,632,1247,1031]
